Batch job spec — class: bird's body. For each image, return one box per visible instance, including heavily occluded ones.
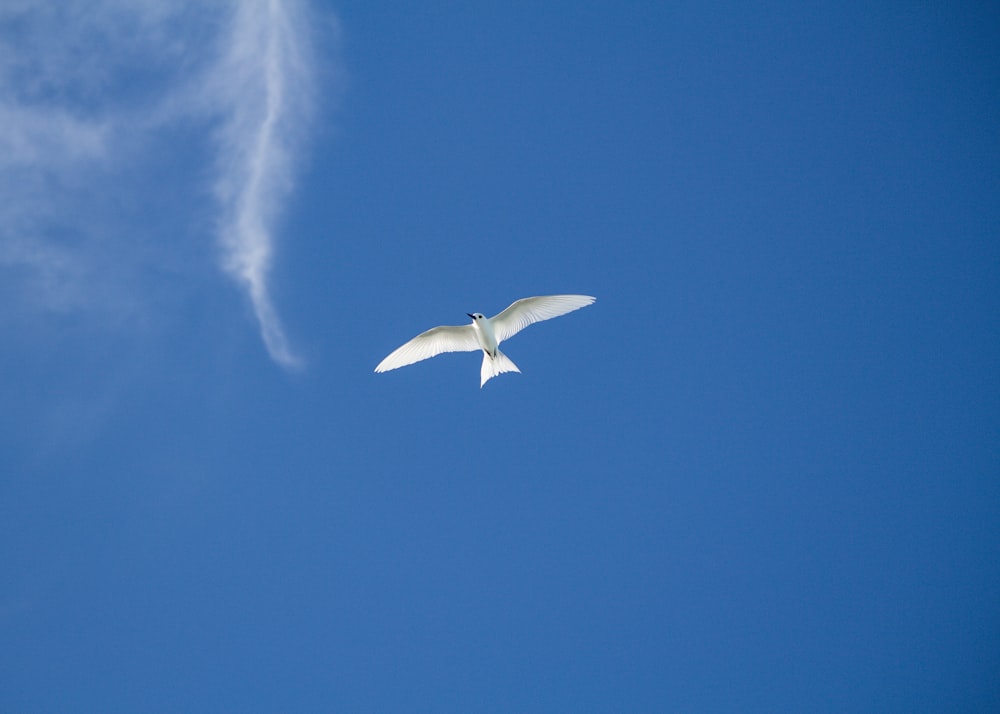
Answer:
[470,311,499,358]
[374,294,596,387]
[467,310,522,386]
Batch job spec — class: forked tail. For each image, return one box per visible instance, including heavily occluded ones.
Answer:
[480,349,520,387]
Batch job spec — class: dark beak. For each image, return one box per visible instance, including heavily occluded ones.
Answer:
[467,313,475,319]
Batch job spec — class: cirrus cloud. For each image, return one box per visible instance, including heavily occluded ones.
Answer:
[0,0,333,368]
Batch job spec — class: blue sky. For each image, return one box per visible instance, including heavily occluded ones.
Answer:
[2,1,998,711]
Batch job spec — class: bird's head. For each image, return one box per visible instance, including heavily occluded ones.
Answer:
[467,313,484,322]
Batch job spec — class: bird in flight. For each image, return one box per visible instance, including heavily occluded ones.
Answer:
[375,294,596,387]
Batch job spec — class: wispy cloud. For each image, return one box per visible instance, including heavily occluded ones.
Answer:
[207,0,317,369]
[0,0,330,368]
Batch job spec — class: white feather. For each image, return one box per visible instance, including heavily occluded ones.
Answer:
[374,324,479,373]
[491,295,596,343]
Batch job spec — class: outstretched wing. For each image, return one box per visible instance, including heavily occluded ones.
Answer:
[491,295,596,343]
[375,324,479,373]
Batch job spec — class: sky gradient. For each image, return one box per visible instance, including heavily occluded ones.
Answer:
[2,2,998,711]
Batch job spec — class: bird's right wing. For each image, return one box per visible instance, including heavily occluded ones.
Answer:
[375,324,479,373]
[491,294,596,343]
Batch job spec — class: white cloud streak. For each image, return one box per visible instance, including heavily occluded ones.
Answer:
[0,0,327,368]
[209,0,316,369]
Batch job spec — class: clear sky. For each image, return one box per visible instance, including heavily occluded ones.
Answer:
[2,2,998,711]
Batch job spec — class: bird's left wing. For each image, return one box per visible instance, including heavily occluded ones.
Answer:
[375,324,479,373]
[491,294,596,343]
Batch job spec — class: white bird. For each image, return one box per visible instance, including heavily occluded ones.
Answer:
[375,294,596,387]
